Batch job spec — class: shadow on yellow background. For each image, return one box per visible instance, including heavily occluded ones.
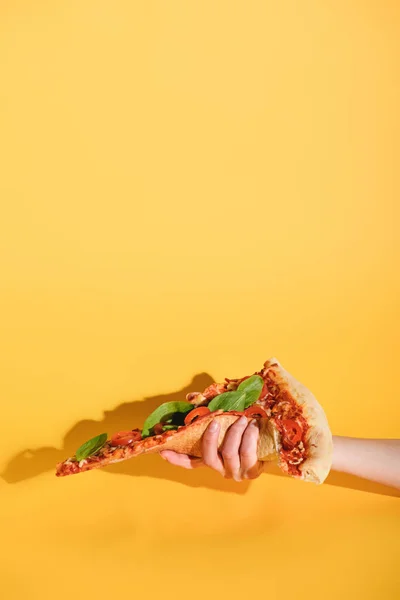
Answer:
[1,372,252,494]
[2,371,398,498]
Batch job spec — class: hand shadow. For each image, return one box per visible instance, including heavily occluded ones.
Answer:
[1,373,251,494]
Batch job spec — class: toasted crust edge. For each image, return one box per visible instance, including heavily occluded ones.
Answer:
[264,358,333,484]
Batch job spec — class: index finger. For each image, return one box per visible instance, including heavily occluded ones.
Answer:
[201,420,224,475]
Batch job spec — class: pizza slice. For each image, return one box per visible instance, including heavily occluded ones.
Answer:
[56,358,332,484]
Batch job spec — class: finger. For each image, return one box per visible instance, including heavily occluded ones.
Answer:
[160,451,204,469]
[221,415,248,481]
[240,420,261,479]
[202,420,224,475]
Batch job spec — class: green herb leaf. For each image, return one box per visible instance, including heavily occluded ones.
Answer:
[237,375,264,408]
[75,433,108,461]
[142,401,193,437]
[162,424,179,431]
[208,391,246,412]
[208,375,264,412]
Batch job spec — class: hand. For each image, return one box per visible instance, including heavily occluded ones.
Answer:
[160,415,264,481]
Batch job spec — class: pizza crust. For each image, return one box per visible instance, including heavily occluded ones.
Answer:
[264,358,333,484]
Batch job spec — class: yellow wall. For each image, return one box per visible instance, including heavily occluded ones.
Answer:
[1,2,399,598]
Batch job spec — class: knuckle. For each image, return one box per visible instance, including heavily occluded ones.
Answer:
[221,450,236,460]
[243,429,258,443]
[240,449,256,460]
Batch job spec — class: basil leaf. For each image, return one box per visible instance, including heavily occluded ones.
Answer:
[208,391,247,412]
[142,401,193,437]
[238,375,264,408]
[162,424,179,431]
[75,433,108,461]
[208,375,264,412]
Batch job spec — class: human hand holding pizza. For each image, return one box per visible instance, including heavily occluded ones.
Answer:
[161,416,264,482]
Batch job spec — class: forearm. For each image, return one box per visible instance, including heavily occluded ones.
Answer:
[331,436,400,490]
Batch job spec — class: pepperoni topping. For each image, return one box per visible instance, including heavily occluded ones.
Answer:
[281,419,302,445]
[184,406,211,425]
[244,405,268,419]
[111,430,142,446]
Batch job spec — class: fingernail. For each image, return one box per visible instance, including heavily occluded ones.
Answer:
[238,416,247,425]
[209,420,219,432]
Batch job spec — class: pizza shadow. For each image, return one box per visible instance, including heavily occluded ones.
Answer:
[1,373,252,494]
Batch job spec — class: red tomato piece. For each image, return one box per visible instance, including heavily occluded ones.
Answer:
[111,430,142,446]
[281,419,303,444]
[244,405,268,419]
[184,406,211,425]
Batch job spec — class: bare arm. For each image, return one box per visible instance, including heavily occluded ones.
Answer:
[332,436,400,490]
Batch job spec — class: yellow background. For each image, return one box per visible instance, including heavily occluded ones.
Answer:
[1,2,399,599]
